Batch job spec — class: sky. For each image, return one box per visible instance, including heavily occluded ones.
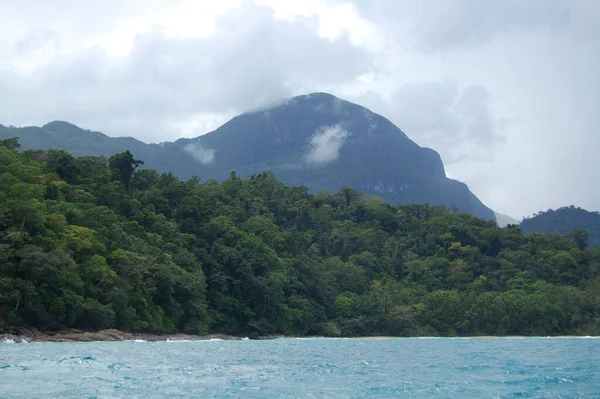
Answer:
[1,0,599,219]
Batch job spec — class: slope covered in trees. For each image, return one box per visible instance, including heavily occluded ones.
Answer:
[520,206,600,249]
[1,139,600,337]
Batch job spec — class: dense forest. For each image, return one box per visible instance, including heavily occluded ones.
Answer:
[1,138,599,337]
[521,206,600,249]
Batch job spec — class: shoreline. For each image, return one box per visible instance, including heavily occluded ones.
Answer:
[1,328,598,343]
[0,327,262,343]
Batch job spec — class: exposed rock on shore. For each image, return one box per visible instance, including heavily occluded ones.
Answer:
[0,327,243,343]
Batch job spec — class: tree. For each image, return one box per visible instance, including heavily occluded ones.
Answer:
[46,149,77,182]
[0,137,20,151]
[108,151,144,190]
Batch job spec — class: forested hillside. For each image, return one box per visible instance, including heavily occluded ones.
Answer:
[1,138,599,337]
[521,206,600,248]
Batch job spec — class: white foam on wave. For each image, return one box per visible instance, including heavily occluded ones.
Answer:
[164,338,227,343]
[242,337,250,341]
[1,338,15,344]
[165,339,206,342]
[133,339,147,343]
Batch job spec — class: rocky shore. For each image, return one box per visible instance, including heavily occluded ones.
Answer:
[4,328,590,343]
[0,327,251,343]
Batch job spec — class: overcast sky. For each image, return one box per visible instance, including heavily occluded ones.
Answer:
[1,0,599,219]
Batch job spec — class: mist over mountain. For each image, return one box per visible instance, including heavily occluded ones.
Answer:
[0,93,495,220]
[494,211,520,227]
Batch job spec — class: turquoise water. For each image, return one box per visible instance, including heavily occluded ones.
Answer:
[1,337,599,398]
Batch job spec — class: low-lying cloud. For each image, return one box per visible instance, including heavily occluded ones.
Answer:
[184,142,215,165]
[305,124,349,165]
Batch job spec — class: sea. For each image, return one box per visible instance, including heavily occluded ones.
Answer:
[1,337,599,398]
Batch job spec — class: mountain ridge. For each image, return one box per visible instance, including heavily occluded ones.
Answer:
[0,93,495,220]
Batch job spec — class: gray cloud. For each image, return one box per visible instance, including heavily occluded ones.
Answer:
[347,0,597,50]
[305,124,349,164]
[355,79,504,163]
[0,1,371,142]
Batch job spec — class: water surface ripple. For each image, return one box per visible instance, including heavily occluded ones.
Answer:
[1,337,599,398]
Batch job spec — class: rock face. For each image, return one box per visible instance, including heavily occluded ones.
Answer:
[0,93,495,220]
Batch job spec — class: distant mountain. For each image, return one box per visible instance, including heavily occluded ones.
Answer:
[520,206,600,248]
[0,121,199,177]
[494,211,519,227]
[0,93,495,220]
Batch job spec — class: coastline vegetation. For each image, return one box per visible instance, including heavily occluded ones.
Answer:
[1,138,599,337]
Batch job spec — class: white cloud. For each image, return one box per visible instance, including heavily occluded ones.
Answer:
[256,0,385,50]
[184,143,216,165]
[305,124,349,164]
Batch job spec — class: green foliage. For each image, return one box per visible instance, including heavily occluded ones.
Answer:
[521,206,600,248]
[1,142,599,337]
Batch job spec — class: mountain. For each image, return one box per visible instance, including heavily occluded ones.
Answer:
[0,93,495,220]
[494,211,520,227]
[520,206,600,248]
[0,121,199,177]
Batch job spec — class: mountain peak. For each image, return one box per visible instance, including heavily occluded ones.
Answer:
[296,92,339,101]
[42,121,86,133]
[244,92,350,117]
[285,92,364,112]
[179,92,494,219]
